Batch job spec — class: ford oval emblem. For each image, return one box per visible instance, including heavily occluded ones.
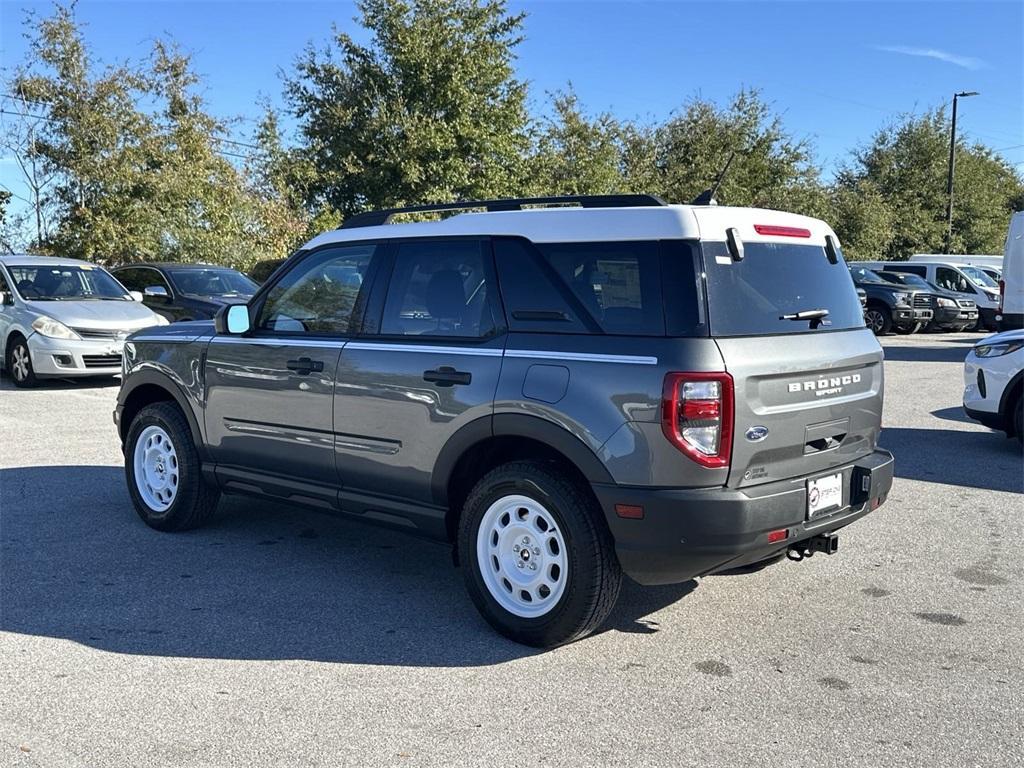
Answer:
[745,425,769,442]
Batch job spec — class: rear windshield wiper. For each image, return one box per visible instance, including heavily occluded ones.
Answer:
[780,309,830,321]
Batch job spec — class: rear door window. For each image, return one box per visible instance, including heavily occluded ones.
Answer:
[703,241,864,336]
[533,241,666,335]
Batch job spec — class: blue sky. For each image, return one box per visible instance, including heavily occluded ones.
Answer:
[1,0,1022,215]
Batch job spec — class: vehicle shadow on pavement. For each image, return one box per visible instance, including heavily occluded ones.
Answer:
[0,465,695,664]
[881,344,973,364]
[879,427,1023,493]
[0,373,120,391]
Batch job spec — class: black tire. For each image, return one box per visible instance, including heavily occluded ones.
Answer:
[124,402,219,531]
[864,306,893,336]
[5,335,37,388]
[457,461,622,647]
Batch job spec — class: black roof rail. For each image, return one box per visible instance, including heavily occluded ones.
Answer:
[338,194,669,229]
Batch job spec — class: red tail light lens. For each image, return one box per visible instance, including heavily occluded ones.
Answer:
[661,372,734,468]
[999,279,1005,314]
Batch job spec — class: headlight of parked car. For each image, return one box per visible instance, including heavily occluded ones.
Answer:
[936,297,956,308]
[892,292,910,306]
[974,341,1024,358]
[31,316,80,340]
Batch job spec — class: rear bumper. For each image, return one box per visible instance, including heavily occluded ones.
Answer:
[593,449,895,585]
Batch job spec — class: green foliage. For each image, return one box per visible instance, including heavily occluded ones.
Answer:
[285,0,531,216]
[529,89,629,195]
[3,2,1021,271]
[837,108,1024,259]
[643,89,827,214]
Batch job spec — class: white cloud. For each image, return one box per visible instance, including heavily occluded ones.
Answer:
[875,45,987,71]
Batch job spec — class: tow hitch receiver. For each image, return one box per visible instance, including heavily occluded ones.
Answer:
[787,533,840,561]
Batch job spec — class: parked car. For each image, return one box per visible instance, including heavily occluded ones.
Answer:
[249,258,286,285]
[865,260,1001,331]
[848,265,933,335]
[875,270,978,332]
[997,211,1023,332]
[115,194,894,647]
[111,263,257,323]
[963,328,1023,444]
[0,254,166,387]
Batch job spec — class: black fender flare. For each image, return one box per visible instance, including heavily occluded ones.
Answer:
[117,369,208,460]
[430,413,615,506]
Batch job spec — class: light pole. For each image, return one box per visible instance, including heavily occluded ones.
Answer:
[945,90,979,253]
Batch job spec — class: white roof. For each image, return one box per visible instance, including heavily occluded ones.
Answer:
[0,253,94,267]
[303,204,838,250]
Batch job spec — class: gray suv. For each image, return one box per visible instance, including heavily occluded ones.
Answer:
[115,195,895,647]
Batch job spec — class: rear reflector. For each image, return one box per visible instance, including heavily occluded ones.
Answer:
[661,372,734,469]
[614,504,644,520]
[754,224,811,238]
[767,529,789,544]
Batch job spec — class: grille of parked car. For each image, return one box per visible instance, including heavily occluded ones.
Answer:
[72,327,133,340]
[82,354,123,368]
[957,299,975,308]
[913,294,933,309]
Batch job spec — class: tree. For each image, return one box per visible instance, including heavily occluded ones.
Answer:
[642,89,827,213]
[284,0,532,217]
[839,108,1024,260]
[529,89,629,195]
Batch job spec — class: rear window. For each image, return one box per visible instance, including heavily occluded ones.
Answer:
[702,242,865,336]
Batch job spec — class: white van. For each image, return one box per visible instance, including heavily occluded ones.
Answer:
[860,260,1001,330]
[998,212,1023,331]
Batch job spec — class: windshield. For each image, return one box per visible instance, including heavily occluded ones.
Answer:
[848,266,893,285]
[704,243,864,335]
[959,265,998,289]
[884,272,929,289]
[8,264,130,301]
[166,268,257,297]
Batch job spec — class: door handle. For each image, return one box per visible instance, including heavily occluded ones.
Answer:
[286,357,324,375]
[423,366,472,387]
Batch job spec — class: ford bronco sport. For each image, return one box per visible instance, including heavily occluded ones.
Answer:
[115,195,895,647]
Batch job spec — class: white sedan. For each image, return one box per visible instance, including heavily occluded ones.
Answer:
[963,329,1024,444]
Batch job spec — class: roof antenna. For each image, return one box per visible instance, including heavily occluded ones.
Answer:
[691,151,737,206]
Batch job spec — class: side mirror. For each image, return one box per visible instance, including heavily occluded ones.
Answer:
[129,290,144,302]
[144,285,170,302]
[215,304,251,335]
[0,290,10,306]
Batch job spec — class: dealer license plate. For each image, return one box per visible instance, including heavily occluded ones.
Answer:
[807,473,843,518]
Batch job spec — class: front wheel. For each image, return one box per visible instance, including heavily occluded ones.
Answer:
[458,461,622,647]
[6,337,37,388]
[1013,395,1023,446]
[125,402,220,531]
[864,306,893,336]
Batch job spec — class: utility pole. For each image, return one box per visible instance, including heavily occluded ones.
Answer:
[945,90,979,253]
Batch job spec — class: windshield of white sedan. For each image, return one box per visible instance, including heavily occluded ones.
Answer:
[8,265,130,301]
[167,268,257,297]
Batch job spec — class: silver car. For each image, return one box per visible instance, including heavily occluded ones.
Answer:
[0,254,167,387]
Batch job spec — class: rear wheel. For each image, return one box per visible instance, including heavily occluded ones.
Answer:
[6,336,37,388]
[864,306,892,336]
[458,461,622,647]
[125,402,219,531]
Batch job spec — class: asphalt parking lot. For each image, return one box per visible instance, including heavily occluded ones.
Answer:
[1,331,1022,768]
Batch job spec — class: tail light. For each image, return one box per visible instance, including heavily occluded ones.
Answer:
[661,372,734,468]
[998,279,1005,314]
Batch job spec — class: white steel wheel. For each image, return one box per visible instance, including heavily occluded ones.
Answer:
[476,494,569,619]
[133,425,180,512]
[11,344,30,382]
